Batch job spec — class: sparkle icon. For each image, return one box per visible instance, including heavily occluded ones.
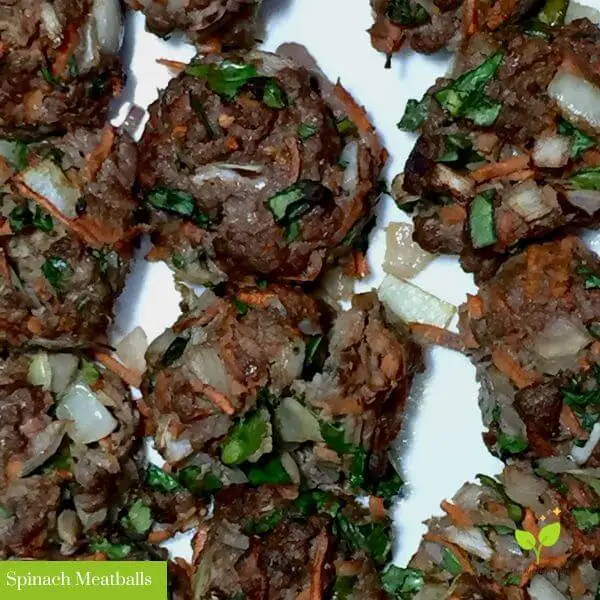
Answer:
[553,507,562,517]
[539,514,547,522]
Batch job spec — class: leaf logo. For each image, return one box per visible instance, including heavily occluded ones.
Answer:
[514,522,561,564]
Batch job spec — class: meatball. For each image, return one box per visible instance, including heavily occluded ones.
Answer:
[409,462,600,598]
[0,126,138,345]
[0,351,139,558]
[142,288,421,497]
[459,236,600,465]
[0,0,124,139]
[126,0,262,49]
[398,19,600,282]
[139,50,386,284]
[194,485,391,600]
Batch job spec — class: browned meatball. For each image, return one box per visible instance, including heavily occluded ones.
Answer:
[139,50,386,285]
[0,0,124,139]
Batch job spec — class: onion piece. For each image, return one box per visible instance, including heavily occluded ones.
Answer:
[317,266,354,308]
[48,354,79,396]
[444,526,493,560]
[56,381,118,444]
[0,140,19,166]
[275,397,323,443]
[92,0,123,55]
[565,189,600,215]
[186,346,232,397]
[213,162,264,173]
[20,421,67,476]
[340,141,359,194]
[40,2,64,46]
[28,353,52,390]
[533,318,592,359]
[432,164,474,200]
[548,71,600,133]
[532,135,571,168]
[506,181,558,223]
[566,1,600,24]
[379,274,456,328]
[384,222,433,279]
[528,576,568,600]
[281,452,301,485]
[57,510,81,545]
[116,326,148,374]
[20,159,80,218]
[571,422,600,465]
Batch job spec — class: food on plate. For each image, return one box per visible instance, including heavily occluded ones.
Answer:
[398,17,600,281]
[407,461,600,598]
[126,0,263,49]
[0,0,124,139]
[139,50,386,284]
[0,126,138,346]
[142,288,421,496]
[193,484,396,599]
[459,236,600,465]
[0,351,139,558]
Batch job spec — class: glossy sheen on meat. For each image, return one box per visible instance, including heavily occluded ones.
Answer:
[460,237,600,464]
[126,0,262,49]
[0,127,138,345]
[403,19,600,282]
[0,352,139,558]
[140,50,386,284]
[195,485,388,600]
[0,0,123,139]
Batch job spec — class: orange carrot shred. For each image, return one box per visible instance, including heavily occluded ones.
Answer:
[471,155,530,183]
[189,379,235,415]
[310,530,329,600]
[156,58,187,72]
[95,352,143,388]
[491,347,538,389]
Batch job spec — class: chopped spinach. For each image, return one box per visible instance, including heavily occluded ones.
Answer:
[438,134,482,166]
[234,299,249,316]
[469,189,497,249]
[243,509,284,535]
[386,0,430,26]
[32,206,53,232]
[146,464,180,492]
[349,446,367,489]
[397,98,428,132]
[221,412,269,465]
[262,79,288,109]
[189,93,217,140]
[380,566,424,598]
[558,119,596,159]
[442,547,462,576]
[178,466,222,495]
[569,167,600,191]
[186,61,258,100]
[246,456,292,486]
[121,500,153,535]
[374,470,404,505]
[80,359,100,386]
[41,256,72,291]
[89,538,131,560]
[572,507,600,532]
[297,122,317,141]
[8,206,31,233]
[537,0,569,26]
[295,490,342,518]
[147,187,195,217]
[335,516,391,564]
[498,432,528,456]
[320,421,352,454]
[161,336,189,367]
[477,474,523,522]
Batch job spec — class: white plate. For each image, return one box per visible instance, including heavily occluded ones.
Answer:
[110,0,599,569]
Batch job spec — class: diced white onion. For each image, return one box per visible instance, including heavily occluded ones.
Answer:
[566,1,600,24]
[40,2,64,46]
[92,0,123,55]
[548,71,600,133]
[281,451,301,485]
[445,526,493,560]
[186,345,232,397]
[571,423,600,465]
[213,163,265,173]
[318,266,354,308]
[537,456,581,473]
[275,397,323,443]
[28,352,52,390]
[340,141,359,194]
[384,222,433,279]
[528,576,568,600]
[270,340,306,389]
[48,354,79,396]
[20,421,67,476]
[21,159,80,218]
[506,181,558,223]
[57,510,81,545]
[56,381,118,444]
[0,140,19,166]
[532,135,571,168]
[432,164,474,200]
[116,326,148,374]
[502,464,549,516]
[565,190,600,216]
[533,318,592,359]
[379,274,456,328]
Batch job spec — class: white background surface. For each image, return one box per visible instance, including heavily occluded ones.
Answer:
[109,0,597,567]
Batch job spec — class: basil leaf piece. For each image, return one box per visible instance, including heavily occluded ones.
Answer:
[577,264,600,290]
[185,61,258,100]
[13,141,29,171]
[331,576,356,600]
[335,516,391,565]
[80,359,100,386]
[41,256,73,291]
[397,98,428,132]
[386,0,430,26]
[462,94,503,127]
[234,299,249,316]
[469,190,497,249]
[221,412,269,465]
[189,93,217,140]
[335,117,357,136]
[349,447,367,489]
[476,474,523,522]
[146,464,180,492]
[320,421,352,454]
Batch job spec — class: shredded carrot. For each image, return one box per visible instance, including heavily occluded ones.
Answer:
[353,250,369,279]
[224,136,240,152]
[52,24,80,78]
[189,379,235,415]
[236,290,276,307]
[466,294,484,319]
[192,526,208,564]
[582,148,600,167]
[519,553,569,587]
[83,127,115,182]
[409,323,465,352]
[0,220,12,236]
[325,395,363,416]
[146,245,171,262]
[423,533,475,574]
[471,155,530,184]
[285,137,301,183]
[486,0,518,30]
[369,496,387,521]
[441,500,473,527]
[156,58,187,72]
[95,352,143,388]
[172,125,188,138]
[507,169,535,182]
[440,204,467,226]
[560,405,588,439]
[6,457,23,481]
[491,346,538,389]
[310,530,329,600]
[463,0,478,36]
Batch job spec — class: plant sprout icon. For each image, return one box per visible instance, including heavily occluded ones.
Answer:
[514,521,561,564]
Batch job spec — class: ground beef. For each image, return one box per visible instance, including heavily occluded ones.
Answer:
[401,19,600,282]
[0,126,138,345]
[139,50,386,285]
[0,0,124,139]
[459,236,600,464]
[0,351,140,557]
[194,485,390,600]
[408,461,600,597]
[126,0,262,49]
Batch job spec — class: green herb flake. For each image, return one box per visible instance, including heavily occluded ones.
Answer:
[247,456,292,486]
[462,95,503,127]
[320,421,352,454]
[243,509,284,535]
[284,220,301,243]
[297,122,317,141]
[32,206,53,232]
[498,432,529,456]
[577,264,600,290]
[221,412,269,466]
[178,465,222,495]
[189,93,217,140]
[185,60,258,100]
[145,464,180,492]
[0,505,12,518]
[569,167,600,191]
[349,447,367,489]
[171,254,187,270]
[121,499,153,535]
[89,538,131,560]
[477,474,523,523]
[537,0,569,26]
[331,576,356,600]
[534,466,569,495]
[41,65,59,86]
[386,0,430,26]
[469,189,497,249]
[335,516,392,565]
[335,117,357,136]
[41,256,73,291]
[234,299,249,316]
[148,187,195,217]
[304,334,326,374]
[8,206,32,233]
[80,359,100,386]
[295,490,341,518]
[442,547,463,576]
[162,336,189,367]
[13,141,29,171]
[375,470,404,504]
[263,79,288,109]
[504,573,521,586]
[572,507,600,532]
[380,566,425,598]
[397,98,428,132]
[558,119,596,159]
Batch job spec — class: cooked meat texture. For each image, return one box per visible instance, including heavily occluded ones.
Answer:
[126,0,262,49]
[0,127,138,345]
[195,485,389,600]
[142,286,322,464]
[140,50,386,284]
[409,462,600,597]
[0,0,123,139]
[459,236,600,463]
[402,19,600,282]
[0,352,139,558]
